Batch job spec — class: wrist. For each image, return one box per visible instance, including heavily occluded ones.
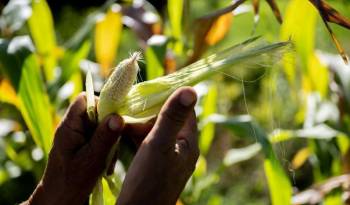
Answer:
[22,180,69,205]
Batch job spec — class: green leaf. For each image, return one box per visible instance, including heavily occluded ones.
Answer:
[168,0,184,54]
[60,40,91,82]
[145,35,167,80]
[18,54,54,155]
[206,114,292,205]
[199,83,217,155]
[264,156,292,205]
[102,177,117,205]
[0,36,54,156]
[27,0,57,81]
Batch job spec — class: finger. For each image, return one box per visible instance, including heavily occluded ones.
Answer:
[122,118,156,147]
[176,111,199,160]
[146,87,197,151]
[54,93,93,151]
[81,114,124,171]
[177,111,198,151]
[62,93,90,131]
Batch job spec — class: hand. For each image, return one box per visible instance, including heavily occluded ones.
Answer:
[117,87,199,205]
[22,93,124,205]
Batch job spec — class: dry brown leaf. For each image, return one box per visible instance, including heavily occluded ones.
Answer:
[252,0,260,16]
[266,0,283,24]
[309,0,350,64]
[309,0,350,29]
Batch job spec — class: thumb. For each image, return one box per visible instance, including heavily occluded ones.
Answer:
[89,114,124,161]
[147,87,197,150]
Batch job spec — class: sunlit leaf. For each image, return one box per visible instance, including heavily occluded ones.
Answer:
[145,35,167,80]
[27,0,57,81]
[168,0,184,54]
[281,0,317,68]
[264,155,292,205]
[95,4,123,77]
[199,84,217,155]
[17,54,54,155]
[0,36,54,155]
[280,0,330,96]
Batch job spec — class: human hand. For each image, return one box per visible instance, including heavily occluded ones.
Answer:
[22,93,124,205]
[117,87,199,205]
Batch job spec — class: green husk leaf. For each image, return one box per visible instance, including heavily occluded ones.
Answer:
[117,38,291,122]
[86,69,96,123]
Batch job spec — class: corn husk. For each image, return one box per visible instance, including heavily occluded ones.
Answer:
[117,37,290,122]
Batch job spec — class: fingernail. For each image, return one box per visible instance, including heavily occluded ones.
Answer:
[180,90,196,107]
[108,116,122,131]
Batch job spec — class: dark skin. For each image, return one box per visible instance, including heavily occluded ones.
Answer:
[22,87,199,205]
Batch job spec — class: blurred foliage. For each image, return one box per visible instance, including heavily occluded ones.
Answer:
[1,0,350,204]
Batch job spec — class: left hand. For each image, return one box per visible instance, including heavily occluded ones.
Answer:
[22,93,124,205]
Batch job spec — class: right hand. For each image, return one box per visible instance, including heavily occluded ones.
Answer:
[117,87,199,205]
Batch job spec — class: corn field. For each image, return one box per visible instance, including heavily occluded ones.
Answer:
[0,0,350,204]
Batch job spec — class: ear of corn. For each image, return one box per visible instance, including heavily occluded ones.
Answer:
[97,52,141,122]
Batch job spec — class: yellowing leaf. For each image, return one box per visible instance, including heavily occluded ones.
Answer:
[280,0,317,68]
[205,13,233,46]
[0,79,19,107]
[266,0,282,24]
[95,4,123,77]
[308,55,329,97]
[292,147,311,169]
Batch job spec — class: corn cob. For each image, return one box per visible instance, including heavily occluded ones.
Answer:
[97,52,141,122]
